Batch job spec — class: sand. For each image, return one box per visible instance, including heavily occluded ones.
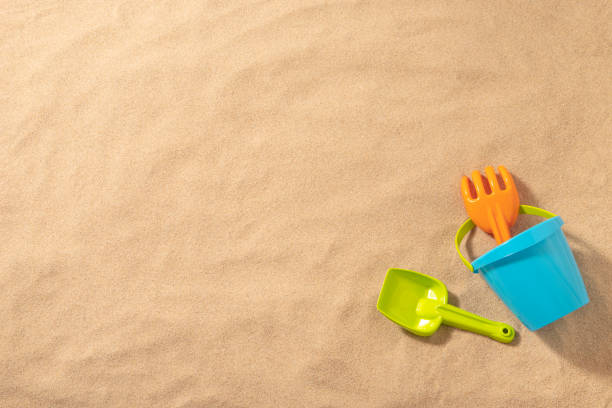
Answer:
[1,1,611,407]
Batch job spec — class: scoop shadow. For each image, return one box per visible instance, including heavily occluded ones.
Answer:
[535,232,612,376]
[507,329,521,347]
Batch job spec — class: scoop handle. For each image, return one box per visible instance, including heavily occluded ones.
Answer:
[437,304,515,343]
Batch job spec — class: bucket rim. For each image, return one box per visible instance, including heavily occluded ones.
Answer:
[472,216,564,271]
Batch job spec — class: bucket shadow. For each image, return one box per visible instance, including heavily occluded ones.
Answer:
[400,291,460,346]
[536,232,612,376]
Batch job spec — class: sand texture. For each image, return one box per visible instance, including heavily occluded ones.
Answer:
[1,1,611,407]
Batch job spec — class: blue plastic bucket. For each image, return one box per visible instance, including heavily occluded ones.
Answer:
[455,205,589,331]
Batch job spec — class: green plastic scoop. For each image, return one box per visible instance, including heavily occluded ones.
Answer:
[377,268,515,343]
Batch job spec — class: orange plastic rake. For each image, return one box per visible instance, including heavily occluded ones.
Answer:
[461,166,520,244]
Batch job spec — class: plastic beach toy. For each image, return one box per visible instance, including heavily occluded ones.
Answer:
[377,268,515,343]
[455,205,590,330]
[461,165,520,244]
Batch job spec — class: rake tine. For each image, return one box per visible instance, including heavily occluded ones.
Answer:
[485,166,500,192]
[498,166,516,192]
[471,170,487,197]
[461,176,475,201]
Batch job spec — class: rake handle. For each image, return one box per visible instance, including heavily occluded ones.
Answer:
[487,204,511,244]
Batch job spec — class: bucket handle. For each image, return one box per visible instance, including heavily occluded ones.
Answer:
[455,205,557,272]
